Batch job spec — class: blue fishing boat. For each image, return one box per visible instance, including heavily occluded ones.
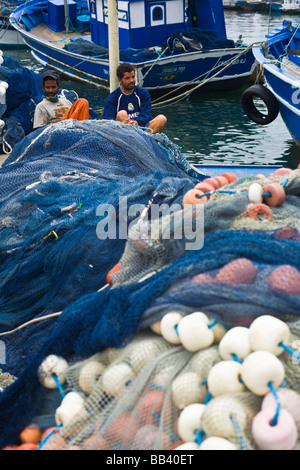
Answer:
[0,1,26,46]
[9,0,256,95]
[235,1,270,12]
[241,20,300,146]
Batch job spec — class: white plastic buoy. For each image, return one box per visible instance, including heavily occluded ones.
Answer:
[177,403,206,442]
[207,361,245,397]
[177,312,214,352]
[55,391,87,427]
[199,436,238,450]
[248,315,291,356]
[102,362,136,397]
[160,312,183,344]
[248,183,263,203]
[174,442,200,450]
[78,360,105,394]
[219,326,251,361]
[129,339,170,374]
[171,372,206,409]
[0,81,8,90]
[38,355,68,389]
[241,350,285,395]
[150,320,162,335]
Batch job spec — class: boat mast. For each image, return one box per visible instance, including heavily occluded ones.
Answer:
[107,0,120,91]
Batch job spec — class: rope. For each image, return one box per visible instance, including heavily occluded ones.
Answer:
[0,283,109,337]
[151,47,234,107]
[152,42,258,108]
[136,45,169,87]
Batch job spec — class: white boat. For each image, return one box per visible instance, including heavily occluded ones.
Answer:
[242,20,300,146]
[10,0,257,95]
[223,0,238,9]
[270,0,300,12]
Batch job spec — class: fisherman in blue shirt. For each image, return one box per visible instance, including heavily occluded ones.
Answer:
[103,63,167,134]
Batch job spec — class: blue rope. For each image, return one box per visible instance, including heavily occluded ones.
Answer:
[195,177,289,200]
[230,414,248,450]
[268,382,281,427]
[52,373,66,399]
[37,423,63,450]
[279,341,300,363]
[231,353,243,364]
[203,391,212,404]
[194,429,206,445]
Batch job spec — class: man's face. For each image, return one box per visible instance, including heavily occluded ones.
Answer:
[43,79,60,98]
[119,71,136,93]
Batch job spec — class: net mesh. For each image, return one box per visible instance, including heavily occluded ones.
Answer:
[1,120,300,450]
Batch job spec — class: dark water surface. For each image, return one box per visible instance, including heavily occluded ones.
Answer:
[7,9,300,167]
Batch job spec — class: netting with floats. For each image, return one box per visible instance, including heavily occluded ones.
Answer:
[1,119,300,451]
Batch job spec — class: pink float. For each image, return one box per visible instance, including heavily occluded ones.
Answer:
[252,408,298,450]
[215,258,257,284]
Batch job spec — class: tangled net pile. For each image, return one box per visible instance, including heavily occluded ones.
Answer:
[1,119,300,451]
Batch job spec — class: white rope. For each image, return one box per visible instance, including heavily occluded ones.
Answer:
[152,42,258,108]
[0,284,109,337]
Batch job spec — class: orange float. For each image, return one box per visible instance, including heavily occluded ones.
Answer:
[215,176,228,187]
[20,424,42,445]
[221,172,238,184]
[202,177,219,189]
[182,189,208,207]
[244,203,273,222]
[17,443,38,450]
[270,168,293,177]
[263,183,286,207]
[106,262,121,285]
[194,182,215,199]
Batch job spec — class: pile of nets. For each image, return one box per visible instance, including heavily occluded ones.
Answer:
[1,119,300,450]
[64,27,235,60]
[0,119,202,374]
[0,55,43,149]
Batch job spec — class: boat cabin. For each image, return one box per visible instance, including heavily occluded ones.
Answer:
[88,0,227,49]
[88,0,185,49]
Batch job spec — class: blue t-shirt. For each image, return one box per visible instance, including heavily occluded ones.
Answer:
[103,86,152,127]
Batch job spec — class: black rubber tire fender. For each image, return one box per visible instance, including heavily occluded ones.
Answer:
[241,84,279,125]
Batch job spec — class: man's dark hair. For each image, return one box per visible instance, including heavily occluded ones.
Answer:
[116,63,135,79]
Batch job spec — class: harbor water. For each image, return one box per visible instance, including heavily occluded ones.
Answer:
[6,9,300,168]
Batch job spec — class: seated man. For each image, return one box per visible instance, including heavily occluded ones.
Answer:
[103,63,167,135]
[33,70,90,130]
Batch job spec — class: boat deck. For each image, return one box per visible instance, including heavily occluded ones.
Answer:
[30,23,89,47]
[281,55,300,79]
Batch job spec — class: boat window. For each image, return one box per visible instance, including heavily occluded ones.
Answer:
[152,6,163,21]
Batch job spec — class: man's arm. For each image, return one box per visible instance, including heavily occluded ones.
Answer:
[33,102,49,130]
[103,92,118,120]
[135,88,152,127]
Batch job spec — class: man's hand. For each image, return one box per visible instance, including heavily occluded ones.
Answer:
[126,118,138,126]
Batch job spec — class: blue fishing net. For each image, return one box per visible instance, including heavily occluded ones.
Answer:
[1,118,300,448]
[0,55,43,148]
[64,27,235,59]
[0,118,201,364]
